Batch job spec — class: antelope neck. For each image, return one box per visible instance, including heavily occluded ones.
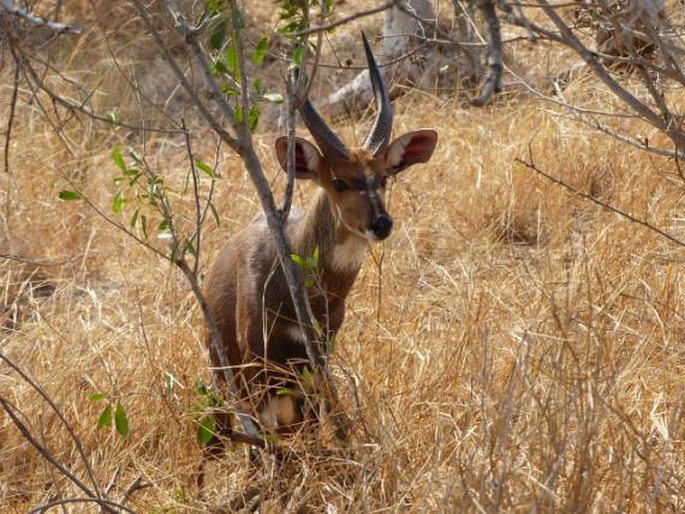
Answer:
[294,189,369,279]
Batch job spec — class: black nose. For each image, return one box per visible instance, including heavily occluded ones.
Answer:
[370,214,393,240]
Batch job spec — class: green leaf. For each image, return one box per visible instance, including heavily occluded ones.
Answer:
[220,82,239,96]
[130,208,139,229]
[276,387,300,397]
[89,392,107,402]
[97,404,113,429]
[58,190,81,201]
[126,171,141,185]
[112,191,125,213]
[234,105,243,125]
[185,239,197,257]
[195,383,210,397]
[205,0,223,14]
[206,0,222,15]
[225,40,240,82]
[253,35,268,65]
[231,6,245,29]
[115,402,129,437]
[253,77,264,96]
[248,105,260,132]
[112,146,126,173]
[301,366,313,383]
[212,59,229,75]
[292,45,303,66]
[198,416,216,446]
[140,215,148,239]
[195,159,215,178]
[305,247,319,269]
[290,253,304,267]
[210,20,227,50]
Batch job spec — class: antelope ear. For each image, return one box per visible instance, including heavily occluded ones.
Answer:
[384,129,438,175]
[275,136,322,180]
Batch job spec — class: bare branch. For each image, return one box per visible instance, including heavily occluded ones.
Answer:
[3,57,19,176]
[535,0,685,153]
[132,1,239,147]
[0,352,101,496]
[573,116,677,159]
[516,153,685,248]
[470,0,503,106]
[119,475,150,505]
[0,0,81,34]
[15,49,186,135]
[27,497,135,514]
[227,0,324,369]
[282,66,297,222]
[0,396,100,504]
[294,1,394,37]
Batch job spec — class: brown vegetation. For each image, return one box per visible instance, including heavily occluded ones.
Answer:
[1,1,684,512]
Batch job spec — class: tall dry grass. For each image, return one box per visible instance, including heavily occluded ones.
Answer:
[1,1,684,512]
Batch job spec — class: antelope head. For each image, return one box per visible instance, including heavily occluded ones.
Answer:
[275,33,438,242]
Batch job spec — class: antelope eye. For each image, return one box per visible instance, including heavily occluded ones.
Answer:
[332,179,349,193]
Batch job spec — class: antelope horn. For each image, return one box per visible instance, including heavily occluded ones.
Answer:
[361,32,393,156]
[297,68,349,160]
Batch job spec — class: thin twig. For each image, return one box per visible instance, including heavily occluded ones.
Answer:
[197,134,221,229]
[226,0,324,369]
[516,152,685,248]
[0,0,81,34]
[181,119,203,276]
[535,0,685,153]
[132,1,238,147]
[103,467,121,497]
[227,0,348,438]
[0,253,72,267]
[119,475,150,505]
[27,497,135,514]
[293,1,394,37]
[0,397,99,502]
[163,0,239,142]
[470,0,503,106]
[282,65,297,222]
[571,116,677,159]
[14,46,186,135]
[0,353,101,495]
[3,56,19,175]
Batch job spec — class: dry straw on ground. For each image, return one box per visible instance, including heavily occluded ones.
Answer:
[1,1,684,512]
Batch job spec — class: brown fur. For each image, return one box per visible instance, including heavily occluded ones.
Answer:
[204,129,438,439]
[205,189,363,435]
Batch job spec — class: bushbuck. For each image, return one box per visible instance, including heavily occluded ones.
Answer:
[204,34,438,438]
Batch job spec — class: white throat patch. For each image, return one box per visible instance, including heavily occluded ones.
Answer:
[331,236,369,272]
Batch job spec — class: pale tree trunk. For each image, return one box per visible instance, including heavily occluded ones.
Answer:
[322,0,503,115]
[323,0,437,114]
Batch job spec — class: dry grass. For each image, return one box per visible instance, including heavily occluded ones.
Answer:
[1,1,685,512]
